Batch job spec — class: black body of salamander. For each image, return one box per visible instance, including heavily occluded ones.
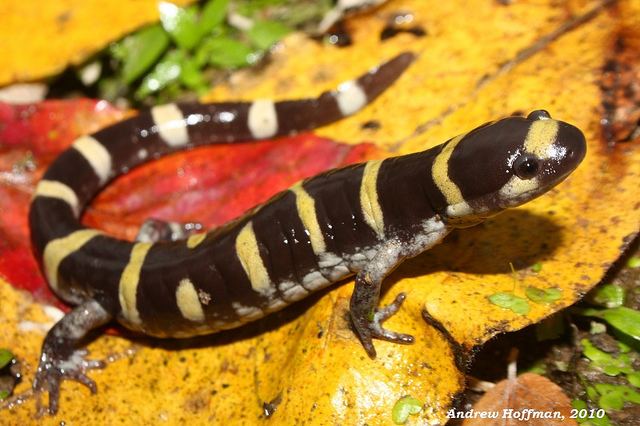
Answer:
[28,52,586,413]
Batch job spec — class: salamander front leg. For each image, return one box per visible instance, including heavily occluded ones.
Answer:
[33,299,112,415]
[350,220,449,358]
[350,239,414,359]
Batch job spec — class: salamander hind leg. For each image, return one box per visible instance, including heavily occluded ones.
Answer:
[33,299,112,415]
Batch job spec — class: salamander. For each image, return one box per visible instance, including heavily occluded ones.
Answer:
[28,51,586,414]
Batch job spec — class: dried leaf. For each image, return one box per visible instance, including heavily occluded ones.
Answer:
[461,373,577,426]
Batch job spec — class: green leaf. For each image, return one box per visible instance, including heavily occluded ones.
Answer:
[0,390,8,400]
[159,2,201,50]
[391,396,422,424]
[586,385,599,401]
[200,0,229,34]
[0,349,13,369]
[180,56,208,94]
[598,389,623,410]
[135,50,185,99]
[627,256,640,268]
[628,372,640,388]
[580,338,633,376]
[582,307,640,341]
[116,24,170,84]
[571,399,612,426]
[571,400,589,423]
[97,77,126,103]
[581,339,610,363]
[488,292,530,315]
[590,284,625,308]
[531,262,543,272]
[155,81,184,104]
[526,286,561,304]
[581,414,613,426]
[247,20,292,50]
[233,0,330,26]
[571,398,587,410]
[594,383,640,410]
[199,37,257,68]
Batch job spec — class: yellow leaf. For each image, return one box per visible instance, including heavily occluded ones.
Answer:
[0,0,195,85]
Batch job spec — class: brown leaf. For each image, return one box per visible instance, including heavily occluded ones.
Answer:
[461,373,578,426]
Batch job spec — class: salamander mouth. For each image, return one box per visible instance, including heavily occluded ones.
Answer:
[500,185,550,209]
[498,171,574,209]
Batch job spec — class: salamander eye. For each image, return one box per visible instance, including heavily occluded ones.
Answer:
[513,154,541,179]
[527,110,551,120]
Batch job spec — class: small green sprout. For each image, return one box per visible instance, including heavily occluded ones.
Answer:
[0,349,13,370]
[392,396,422,424]
[488,292,530,315]
[626,256,640,269]
[525,286,561,304]
[590,284,625,308]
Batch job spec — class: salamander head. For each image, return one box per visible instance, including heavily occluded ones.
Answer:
[438,110,586,227]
